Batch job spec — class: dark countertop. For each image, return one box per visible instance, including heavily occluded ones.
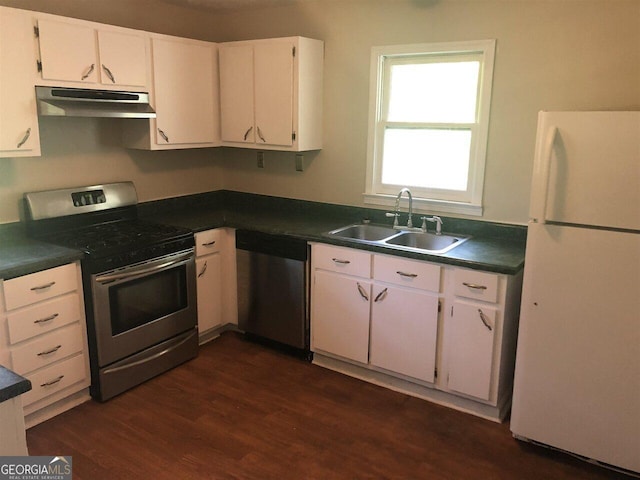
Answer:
[0,366,31,403]
[0,224,84,280]
[0,190,526,279]
[143,193,526,275]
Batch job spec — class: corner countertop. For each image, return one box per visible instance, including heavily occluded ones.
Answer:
[143,197,526,275]
[0,366,31,403]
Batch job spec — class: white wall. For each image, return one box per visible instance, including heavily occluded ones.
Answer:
[0,0,638,225]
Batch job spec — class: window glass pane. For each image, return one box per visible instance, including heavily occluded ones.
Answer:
[387,61,480,123]
[381,128,471,191]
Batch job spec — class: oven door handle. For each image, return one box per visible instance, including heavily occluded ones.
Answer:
[95,252,193,284]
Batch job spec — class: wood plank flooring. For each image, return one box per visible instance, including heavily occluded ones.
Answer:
[27,332,627,479]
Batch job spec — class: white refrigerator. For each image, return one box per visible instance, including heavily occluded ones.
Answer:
[511,111,640,474]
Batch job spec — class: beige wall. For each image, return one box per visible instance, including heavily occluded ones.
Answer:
[0,0,638,225]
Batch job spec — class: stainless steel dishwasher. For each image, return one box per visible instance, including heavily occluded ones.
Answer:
[236,230,309,355]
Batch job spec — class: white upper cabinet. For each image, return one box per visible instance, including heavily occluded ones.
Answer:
[219,37,323,151]
[36,17,147,89]
[0,7,41,157]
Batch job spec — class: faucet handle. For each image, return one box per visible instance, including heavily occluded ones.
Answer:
[385,212,399,228]
[420,215,443,235]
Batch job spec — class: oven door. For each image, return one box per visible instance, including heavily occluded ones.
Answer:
[91,249,196,367]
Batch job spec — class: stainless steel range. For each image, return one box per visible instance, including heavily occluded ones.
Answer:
[25,182,197,401]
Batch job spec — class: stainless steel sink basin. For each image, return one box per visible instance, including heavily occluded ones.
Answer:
[325,223,470,254]
[327,224,398,242]
[384,231,470,254]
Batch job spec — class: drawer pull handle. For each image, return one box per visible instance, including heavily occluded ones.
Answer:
[374,288,388,303]
[198,260,208,278]
[201,240,216,247]
[478,309,493,331]
[396,271,418,278]
[37,345,62,356]
[40,375,64,387]
[332,258,351,265]
[34,313,59,324]
[30,281,56,291]
[463,282,487,290]
[356,282,369,301]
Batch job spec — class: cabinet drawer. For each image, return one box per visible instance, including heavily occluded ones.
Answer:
[453,269,499,303]
[3,263,78,311]
[374,254,441,292]
[10,323,84,375]
[312,244,371,278]
[21,354,87,407]
[195,229,223,257]
[6,293,81,345]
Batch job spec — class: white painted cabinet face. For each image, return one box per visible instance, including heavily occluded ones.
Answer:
[152,37,217,145]
[369,284,439,382]
[219,44,255,144]
[0,7,41,157]
[446,301,497,401]
[311,270,371,364]
[196,254,222,335]
[37,18,147,88]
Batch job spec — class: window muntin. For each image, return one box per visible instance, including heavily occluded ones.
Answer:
[365,40,496,215]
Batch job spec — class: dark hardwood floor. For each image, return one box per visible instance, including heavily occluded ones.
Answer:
[27,332,627,479]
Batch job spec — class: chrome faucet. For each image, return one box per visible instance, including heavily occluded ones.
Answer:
[421,215,443,235]
[386,188,416,230]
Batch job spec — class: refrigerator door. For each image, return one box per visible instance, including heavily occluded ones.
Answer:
[511,223,640,472]
[529,111,640,231]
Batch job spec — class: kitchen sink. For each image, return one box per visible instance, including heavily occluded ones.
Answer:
[384,231,470,254]
[327,224,399,242]
[325,223,470,254]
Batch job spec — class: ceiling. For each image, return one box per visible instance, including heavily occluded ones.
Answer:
[157,0,304,12]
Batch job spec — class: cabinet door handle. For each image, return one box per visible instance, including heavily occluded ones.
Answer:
[102,64,116,83]
[463,282,487,290]
[81,63,95,80]
[40,375,64,387]
[30,281,56,291]
[374,288,388,303]
[356,282,369,301]
[37,345,62,356]
[478,309,492,331]
[332,258,350,265]
[256,126,266,142]
[33,313,59,324]
[17,128,31,148]
[157,128,169,142]
[396,271,418,278]
[243,126,253,141]
[198,260,208,278]
[201,240,216,247]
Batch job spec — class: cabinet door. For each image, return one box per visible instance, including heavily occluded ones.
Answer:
[370,285,439,382]
[196,254,222,335]
[0,8,40,156]
[311,270,371,364]
[254,42,294,147]
[37,18,98,83]
[97,30,147,87]
[219,44,254,143]
[447,302,497,400]
[152,38,216,145]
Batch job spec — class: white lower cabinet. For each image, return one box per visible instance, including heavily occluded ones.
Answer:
[310,242,523,422]
[0,261,91,428]
[194,228,237,342]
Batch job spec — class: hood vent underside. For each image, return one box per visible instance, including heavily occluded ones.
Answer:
[36,86,156,119]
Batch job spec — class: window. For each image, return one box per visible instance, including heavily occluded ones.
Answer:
[365,40,496,216]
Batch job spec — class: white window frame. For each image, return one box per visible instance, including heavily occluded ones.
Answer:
[364,39,496,217]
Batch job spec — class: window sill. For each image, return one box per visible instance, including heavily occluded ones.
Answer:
[363,193,483,217]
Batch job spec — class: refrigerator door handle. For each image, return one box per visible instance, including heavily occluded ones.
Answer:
[530,125,558,224]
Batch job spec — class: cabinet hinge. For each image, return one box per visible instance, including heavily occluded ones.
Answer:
[434,368,438,379]
[438,300,441,313]
[451,306,454,316]
[292,131,296,141]
[292,46,296,57]
[36,60,42,73]
[34,25,39,37]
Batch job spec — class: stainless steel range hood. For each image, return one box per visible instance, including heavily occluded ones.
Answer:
[36,86,156,118]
